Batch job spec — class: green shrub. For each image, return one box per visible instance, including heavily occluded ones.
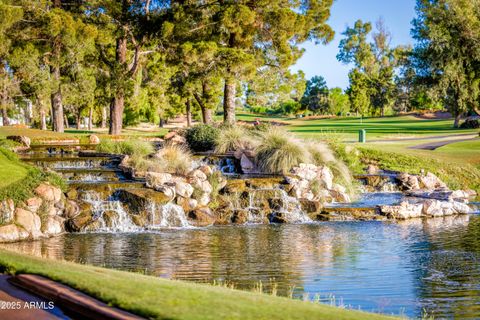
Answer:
[255,127,310,174]
[185,125,219,152]
[215,126,258,154]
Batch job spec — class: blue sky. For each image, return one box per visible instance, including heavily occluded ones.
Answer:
[291,0,417,89]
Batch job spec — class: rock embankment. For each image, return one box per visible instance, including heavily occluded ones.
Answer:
[0,183,72,242]
[379,172,476,219]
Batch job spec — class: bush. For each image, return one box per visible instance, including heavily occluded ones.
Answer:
[97,139,154,157]
[255,127,310,174]
[215,126,258,154]
[151,143,193,175]
[185,125,219,152]
[460,118,480,129]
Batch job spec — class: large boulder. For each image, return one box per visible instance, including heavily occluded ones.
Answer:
[198,165,213,177]
[26,197,43,213]
[34,183,62,203]
[175,181,194,198]
[89,134,100,144]
[240,154,256,174]
[0,224,29,242]
[398,173,420,191]
[188,169,207,183]
[418,172,447,190]
[164,131,186,145]
[145,172,173,189]
[292,163,318,181]
[380,201,423,219]
[317,166,334,190]
[177,197,198,212]
[15,208,42,238]
[188,207,216,226]
[0,199,15,224]
[43,216,64,236]
[7,135,31,148]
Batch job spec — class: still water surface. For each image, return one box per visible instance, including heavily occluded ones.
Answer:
[3,215,480,319]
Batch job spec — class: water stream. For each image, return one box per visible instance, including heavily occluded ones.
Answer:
[3,215,480,319]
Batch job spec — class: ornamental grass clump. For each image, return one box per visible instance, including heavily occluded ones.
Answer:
[152,143,193,175]
[255,127,310,174]
[97,139,154,158]
[214,125,258,154]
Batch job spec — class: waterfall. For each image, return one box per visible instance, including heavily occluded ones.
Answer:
[51,159,105,169]
[246,188,312,223]
[219,158,236,174]
[81,191,139,232]
[146,202,191,228]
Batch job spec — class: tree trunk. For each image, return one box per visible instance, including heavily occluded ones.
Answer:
[64,114,69,129]
[453,112,464,128]
[76,111,81,130]
[202,108,213,124]
[40,110,47,130]
[109,35,127,135]
[88,106,93,131]
[101,106,107,128]
[194,91,213,124]
[1,106,9,126]
[51,89,64,132]
[223,78,236,124]
[159,118,164,128]
[186,99,192,127]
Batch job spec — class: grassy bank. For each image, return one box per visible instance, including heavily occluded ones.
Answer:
[0,147,65,203]
[0,250,395,320]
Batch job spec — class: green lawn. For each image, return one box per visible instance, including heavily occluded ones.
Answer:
[0,149,28,188]
[0,126,168,144]
[0,249,395,320]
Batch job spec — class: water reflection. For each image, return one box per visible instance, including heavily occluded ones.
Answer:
[2,215,480,318]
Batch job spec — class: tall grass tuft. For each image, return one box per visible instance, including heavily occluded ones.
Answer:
[255,127,310,174]
[305,141,354,192]
[215,125,258,154]
[96,139,154,158]
[152,143,193,175]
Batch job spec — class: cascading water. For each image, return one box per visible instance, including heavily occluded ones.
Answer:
[146,202,191,228]
[81,191,139,232]
[246,188,312,223]
[219,158,236,174]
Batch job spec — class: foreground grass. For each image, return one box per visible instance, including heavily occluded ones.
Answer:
[0,250,395,320]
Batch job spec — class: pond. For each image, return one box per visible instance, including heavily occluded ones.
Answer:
[3,215,480,319]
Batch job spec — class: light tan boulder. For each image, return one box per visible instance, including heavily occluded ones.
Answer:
[380,201,423,219]
[198,165,213,176]
[188,169,207,182]
[35,183,62,202]
[175,181,194,198]
[0,224,29,242]
[89,134,100,144]
[0,199,15,224]
[26,197,43,213]
[43,216,64,236]
[145,172,173,189]
[15,208,42,238]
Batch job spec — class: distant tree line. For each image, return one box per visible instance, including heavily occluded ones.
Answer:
[0,0,335,134]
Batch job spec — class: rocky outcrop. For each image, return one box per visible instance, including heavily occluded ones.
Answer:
[7,135,31,148]
[380,198,471,220]
[286,163,350,203]
[89,134,100,145]
[0,183,69,242]
[164,131,186,145]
